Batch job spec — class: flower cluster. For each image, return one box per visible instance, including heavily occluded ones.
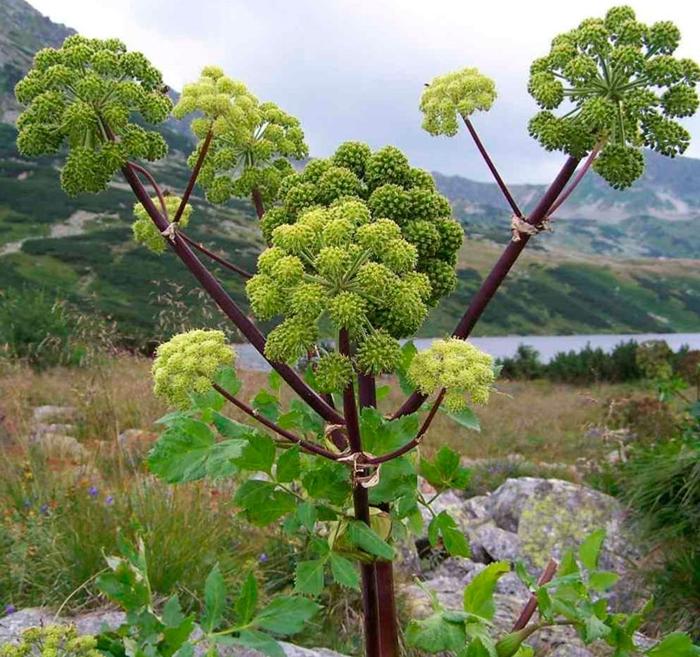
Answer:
[407,338,495,412]
[420,68,497,136]
[15,35,171,196]
[527,5,700,188]
[132,196,192,254]
[0,625,101,657]
[247,142,464,377]
[174,67,308,205]
[152,330,234,408]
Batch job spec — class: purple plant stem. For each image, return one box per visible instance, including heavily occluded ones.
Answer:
[251,187,265,219]
[339,331,380,657]
[173,130,213,223]
[512,559,558,631]
[129,162,169,219]
[179,231,253,279]
[212,383,338,460]
[546,144,601,216]
[121,163,344,426]
[391,155,581,421]
[462,115,523,218]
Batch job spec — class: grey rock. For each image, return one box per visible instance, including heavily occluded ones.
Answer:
[29,433,87,460]
[32,406,77,423]
[32,423,77,436]
[470,522,521,563]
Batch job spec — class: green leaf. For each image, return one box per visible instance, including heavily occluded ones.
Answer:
[329,553,360,590]
[147,418,214,483]
[234,480,296,526]
[420,446,471,490]
[234,433,276,473]
[200,564,226,633]
[212,412,251,439]
[347,521,396,560]
[294,559,326,596]
[579,529,606,570]
[162,595,185,627]
[276,446,300,482]
[446,407,481,432]
[268,370,283,392]
[235,572,258,626]
[253,596,320,636]
[302,461,351,506]
[583,614,611,643]
[465,637,493,657]
[589,570,619,592]
[276,409,304,430]
[369,456,417,506]
[252,389,279,421]
[229,630,285,657]
[215,365,241,397]
[296,502,318,531]
[463,561,510,620]
[428,511,471,558]
[376,385,391,401]
[405,613,466,652]
[646,633,699,657]
[206,440,248,479]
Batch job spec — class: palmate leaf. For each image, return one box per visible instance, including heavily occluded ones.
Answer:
[446,407,481,432]
[233,480,296,526]
[578,529,606,571]
[646,632,699,657]
[233,432,276,473]
[420,445,471,491]
[252,596,320,636]
[428,511,471,558]
[276,445,301,482]
[147,416,246,483]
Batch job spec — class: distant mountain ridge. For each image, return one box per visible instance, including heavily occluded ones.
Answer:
[0,0,698,342]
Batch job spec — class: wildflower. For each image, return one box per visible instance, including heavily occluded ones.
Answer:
[259,553,269,563]
[88,486,99,498]
[105,495,114,506]
[4,604,16,616]
[39,504,49,515]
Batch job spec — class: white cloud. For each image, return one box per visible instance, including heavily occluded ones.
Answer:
[29,0,700,182]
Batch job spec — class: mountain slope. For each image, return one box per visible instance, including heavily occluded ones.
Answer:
[1,0,699,346]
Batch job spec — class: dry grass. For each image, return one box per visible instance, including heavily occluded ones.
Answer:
[1,355,631,467]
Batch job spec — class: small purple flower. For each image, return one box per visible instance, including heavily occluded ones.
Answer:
[39,504,49,516]
[88,486,99,498]
[259,553,269,563]
[105,496,114,506]
[5,605,16,616]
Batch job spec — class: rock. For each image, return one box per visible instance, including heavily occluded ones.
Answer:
[29,433,87,460]
[32,423,77,436]
[470,523,521,563]
[0,608,347,657]
[32,406,77,423]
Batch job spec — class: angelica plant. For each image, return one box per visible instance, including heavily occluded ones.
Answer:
[13,6,699,657]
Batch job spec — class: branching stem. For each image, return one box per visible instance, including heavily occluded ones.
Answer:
[174,129,213,223]
[179,231,253,279]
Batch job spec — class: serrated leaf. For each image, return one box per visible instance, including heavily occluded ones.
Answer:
[200,564,226,633]
[329,553,360,590]
[302,461,351,506]
[234,480,296,526]
[162,595,185,627]
[267,370,283,392]
[147,418,214,483]
[465,637,493,657]
[212,412,251,439]
[405,613,466,652]
[235,572,258,626]
[294,559,326,596]
[215,365,241,397]
[464,561,510,620]
[347,521,395,560]
[446,407,481,432]
[296,502,318,531]
[252,389,279,421]
[583,614,611,643]
[428,511,471,558]
[276,446,300,482]
[253,596,320,636]
[234,432,276,473]
[579,529,606,570]
[420,446,471,490]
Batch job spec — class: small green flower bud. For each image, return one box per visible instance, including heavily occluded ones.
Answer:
[357,218,403,253]
[323,217,356,246]
[528,72,564,109]
[264,317,318,363]
[315,246,353,281]
[271,254,305,285]
[246,274,286,320]
[356,330,402,375]
[365,146,411,190]
[403,220,441,259]
[593,143,645,189]
[315,352,355,393]
[381,239,418,274]
[329,198,371,225]
[272,222,318,255]
[408,167,436,190]
[356,262,399,304]
[379,284,427,338]
[408,338,494,410]
[289,282,328,319]
[422,258,458,302]
[285,182,319,215]
[260,207,291,244]
[403,271,433,302]
[661,84,699,118]
[301,158,332,183]
[435,218,464,259]
[332,141,372,177]
[152,330,234,408]
[328,292,368,333]
[317,166,363,204]
[367,184,411,225]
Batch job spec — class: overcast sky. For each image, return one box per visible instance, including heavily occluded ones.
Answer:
[30,0,700,182]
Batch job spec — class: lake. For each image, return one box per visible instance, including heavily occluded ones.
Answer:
[233,332,700,371]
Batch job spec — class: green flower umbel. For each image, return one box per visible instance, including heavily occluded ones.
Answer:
[174,67,308,205]
[152,330,234,408]
[527,5,700,189]
[245,142,465,375]
[15,35,171,196]
[408,338,495,412]
[420,68,497,136]
[0,625,101,657]
[132,196,193,254]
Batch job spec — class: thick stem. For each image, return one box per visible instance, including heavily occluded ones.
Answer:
[251,187,265,219]
[121,163,344,426]
[212,383,339,460]
[357,373,400,657]
[391,156,580,420]
[462,116,523,218]
[546,143,602,217]
[179,231,253,279]
[174,130,213,223]
[129,162,169,219]
[339,331,380,657]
